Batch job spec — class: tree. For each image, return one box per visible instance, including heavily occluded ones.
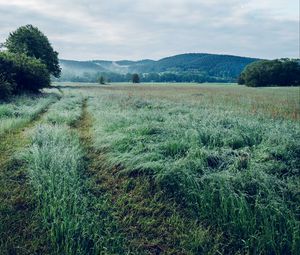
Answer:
[98,76,105,84]
[132,73,140,83]
[237,73,245,85]
[0,51,50,93]
[5,24,61,77]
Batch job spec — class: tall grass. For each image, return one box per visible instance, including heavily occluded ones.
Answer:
[20,93,128,254]
[0,94,58,136]
[44,94,84,126]
[88,93,300,254]
[74,83,300,120]
[24,125,126,254]
[2,85,298,254]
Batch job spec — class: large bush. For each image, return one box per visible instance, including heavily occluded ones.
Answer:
[5,24,61,77]
[0,53,16,99]
[238,59,300,87]
[0,51,50,93]
[0,75,15,100]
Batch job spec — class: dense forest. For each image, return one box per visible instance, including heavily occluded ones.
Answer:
[58,53,258,83]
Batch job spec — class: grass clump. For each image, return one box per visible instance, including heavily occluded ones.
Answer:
[0,94,58,136]
[88,152,221,254]
[0,135,45,254]
[44,94,84,126]
[23,124,126,254]
[0,93,59,254]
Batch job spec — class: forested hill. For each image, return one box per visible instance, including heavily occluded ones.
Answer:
[59,53,259,83]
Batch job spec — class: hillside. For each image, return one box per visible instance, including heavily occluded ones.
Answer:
[59,53,259,83]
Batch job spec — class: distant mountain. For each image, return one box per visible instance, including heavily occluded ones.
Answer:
[59,53,259,83]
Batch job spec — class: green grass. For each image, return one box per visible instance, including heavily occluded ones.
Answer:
[58,82,299,120]
[0,94,59,136]
[85,84,300,254]
[0,131,41,254]
[0,94,59,254]
[44,94,84,126]
[21,96,129,254]
[1,93,127,254]
[23,124,126,254]
[1,83,299,254]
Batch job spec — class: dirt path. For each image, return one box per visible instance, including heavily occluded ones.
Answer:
[76,99,179,254]
[0,99,58,254]
[77,99,161,254]
[76,98,126,201]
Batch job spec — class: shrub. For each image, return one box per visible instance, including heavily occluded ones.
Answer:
[0,51,50,94]
[0,52,17,99]
[0,75,15,100]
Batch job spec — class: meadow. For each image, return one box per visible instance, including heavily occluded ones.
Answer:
[0,83,299,255]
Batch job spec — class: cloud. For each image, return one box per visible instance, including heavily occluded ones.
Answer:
[0,0,298,60]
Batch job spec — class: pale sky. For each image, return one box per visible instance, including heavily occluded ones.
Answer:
[0,0,299,60]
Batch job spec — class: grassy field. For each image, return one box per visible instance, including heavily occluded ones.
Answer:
[1,82,299,254]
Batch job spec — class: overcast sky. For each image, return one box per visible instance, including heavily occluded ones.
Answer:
[0,0,299,60]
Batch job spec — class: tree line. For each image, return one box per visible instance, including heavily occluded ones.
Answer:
[97,73,140,84]
[57,71,228,84]
[238,59,300,87]
[0,25,61,99]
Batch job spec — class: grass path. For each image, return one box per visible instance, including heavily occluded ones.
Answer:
[76,98,94,155]
[0,94,128,254]
[0,99,59,254]
[84,97,220,254]
[17,96,128,254]
[75,99,130,254]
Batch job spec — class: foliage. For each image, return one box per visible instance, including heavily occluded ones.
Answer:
[239,59,300,87]
[0,25,59,99]
[0,74,15,99]
[0,51,50,93]
[132,73,140,83]
[0,52,17,98]
[5,24,61,77]
[97,75,105,84]
[57,70,229,83]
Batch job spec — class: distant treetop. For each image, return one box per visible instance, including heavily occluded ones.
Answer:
[132,73,140,83]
